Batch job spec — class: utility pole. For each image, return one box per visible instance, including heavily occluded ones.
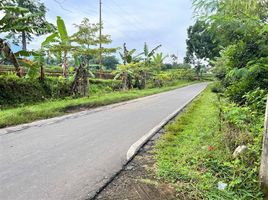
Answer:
[99,0,102,71]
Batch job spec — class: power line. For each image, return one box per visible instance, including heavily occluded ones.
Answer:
[53,0,169,54]
[104,3,146,33]
[78,9,137,42]
[107,0,150,31]
[53,0,72,13]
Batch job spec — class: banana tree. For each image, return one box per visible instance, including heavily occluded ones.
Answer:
[42,16,75,77]
[139,43,162,89]
[119,43,143,65]
[14,50,44,79]
[152,53,168,71]
[114,62,143,90]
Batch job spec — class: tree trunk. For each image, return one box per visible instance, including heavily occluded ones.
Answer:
[71,64,89,96]
[0,38,22,77]
[22,31,27,51]
[122,72,128,91]
[62,51,68,78]
[141,71,147,89]
[40,64,45,82]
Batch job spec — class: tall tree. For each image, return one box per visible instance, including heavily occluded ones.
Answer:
[0,0,54,50]
[184,20,220,64]
[72,18,116,69]
[102,56,119,70]
[193,0,268,103]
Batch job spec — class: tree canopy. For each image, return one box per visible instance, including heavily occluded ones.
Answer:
[0,0,54,50]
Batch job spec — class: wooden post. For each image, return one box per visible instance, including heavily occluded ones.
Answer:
[260,97,268,198]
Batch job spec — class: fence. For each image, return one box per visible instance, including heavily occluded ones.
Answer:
[260,97,268,198]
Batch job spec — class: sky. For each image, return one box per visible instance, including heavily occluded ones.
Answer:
[1,0,194,63]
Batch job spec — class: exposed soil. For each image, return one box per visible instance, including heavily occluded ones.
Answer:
[93,129,179,200]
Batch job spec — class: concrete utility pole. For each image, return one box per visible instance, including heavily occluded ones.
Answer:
[260,97,268,198]
[99,0,102,70]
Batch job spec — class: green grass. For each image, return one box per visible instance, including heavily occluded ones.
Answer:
[0,80,197,128]
[155,87,263,199]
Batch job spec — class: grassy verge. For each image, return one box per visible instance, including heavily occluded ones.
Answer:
[155,87,263,199]
[0,80,198,128]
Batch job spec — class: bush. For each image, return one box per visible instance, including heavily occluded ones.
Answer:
[0,75,73,107]
[44,77,72,98]
[89,78,122,91]
[0,75,48,107]
[211,82,224,94]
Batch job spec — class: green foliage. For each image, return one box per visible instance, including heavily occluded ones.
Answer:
[0,0,54,50]
[0,73,126,107]
[102,56,119,70]
[195,0,268,105]
[89,78,122,92]
[0,75,73,107]
[142,42,162,67]
[152,53,168,70]
[72,18,116,68]
[184,20,220,64]
[211,81,224,93]
[56,16,69,45]
[0,75,47,107]
[191,2,268,197]
[119,43,142,65]
[244,89,267,114]
[155,88,263,199]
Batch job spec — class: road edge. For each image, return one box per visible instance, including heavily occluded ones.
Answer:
[126,83,208,161]
[90,83,209,200]
[0,83,204,136]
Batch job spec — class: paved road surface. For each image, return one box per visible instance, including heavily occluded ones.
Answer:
[0,83,207,200]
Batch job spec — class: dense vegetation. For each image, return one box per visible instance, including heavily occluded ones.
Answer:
[154,0,267,199]
[156,87,264,199]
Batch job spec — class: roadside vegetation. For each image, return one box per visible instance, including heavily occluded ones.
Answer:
[0,0,210,127]
[155,0,267,199]
[156,87,263,199]
[0,80,197,128]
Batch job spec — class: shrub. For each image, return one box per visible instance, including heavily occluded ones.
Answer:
[89,78,122,91]
[0,75,48,107]
[211,82,224,94]
[0,75,73,107]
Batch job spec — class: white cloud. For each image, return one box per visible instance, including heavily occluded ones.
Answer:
[26,0,194,61]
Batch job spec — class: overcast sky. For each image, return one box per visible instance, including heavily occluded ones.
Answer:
[1,0,194,62]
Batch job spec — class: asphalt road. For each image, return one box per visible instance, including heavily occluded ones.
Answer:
[0,83,208,200]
